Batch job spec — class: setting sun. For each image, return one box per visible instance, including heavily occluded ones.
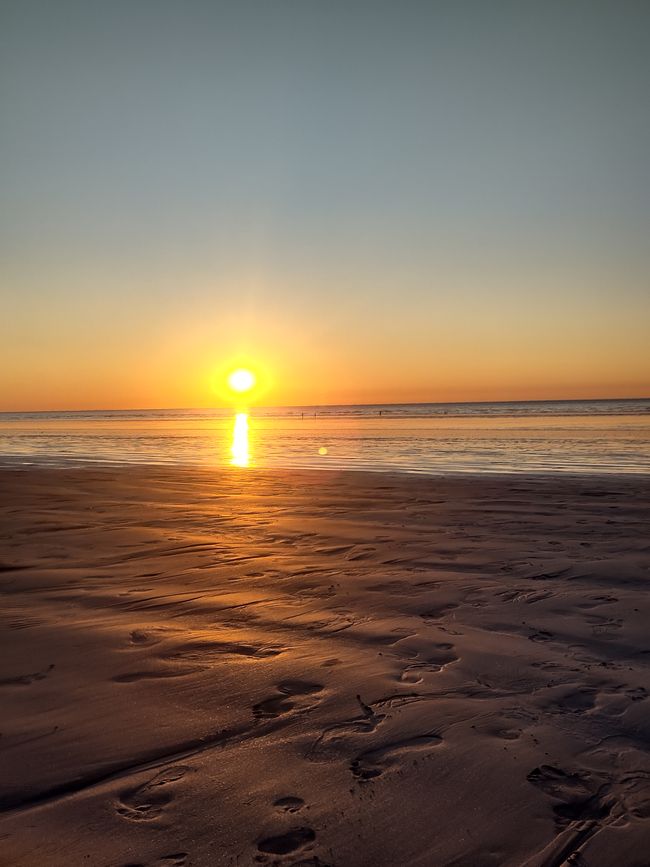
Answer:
[228,368,256,394]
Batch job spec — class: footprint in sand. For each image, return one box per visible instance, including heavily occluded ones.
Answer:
[550,688,598,714]
[253,681,323,720]
[624,686,648,702]
[310,612,357,634]
[528,629,554,642]
[129,629,155,645]
[165,639,285,661]
[520,590,555,604]
[308,696,384,762]
[527,765,612,865]
[497,587,528,602]
[383,628,418,648]
[273,796,305,813]
[619,771,650,819]
[474,720,522,740]
[398,657,452,683]
[298,584,337,600]
[399,668,424,684]
[350,733,443,782]
[585,615,623,638]
[575,760,650,823]
[120,855,188,867]
[419,603,458,621]
[397,642,458,683]
[128,628,178,646]
[595,684,649,717]
[526,764,611,825]
[112,666,204,683]
[116,766,192,822]
[527,765,594,798]
[462,588,490,608]
[577,595,619,609]
[0,663,54,686]
[257,827,316,856]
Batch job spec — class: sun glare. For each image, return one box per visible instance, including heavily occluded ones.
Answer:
[228,368,256,394]
[231,412,250,467]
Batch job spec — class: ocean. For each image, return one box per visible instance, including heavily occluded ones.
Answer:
[0,399,648,475]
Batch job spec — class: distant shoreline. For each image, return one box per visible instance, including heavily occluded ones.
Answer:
[1,395,649,419]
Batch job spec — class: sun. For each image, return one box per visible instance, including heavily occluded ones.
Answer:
[228,368,256,394]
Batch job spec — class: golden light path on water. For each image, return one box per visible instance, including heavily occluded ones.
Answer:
[230,412,250,467]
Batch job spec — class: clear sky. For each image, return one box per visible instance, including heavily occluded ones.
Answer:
[1,0,649,410]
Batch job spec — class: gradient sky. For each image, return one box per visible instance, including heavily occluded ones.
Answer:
[1,0,649,410]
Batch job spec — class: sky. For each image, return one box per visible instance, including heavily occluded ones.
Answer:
[1,0,649,410]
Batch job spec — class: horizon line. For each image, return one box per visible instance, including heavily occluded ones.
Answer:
[1,395,649,415]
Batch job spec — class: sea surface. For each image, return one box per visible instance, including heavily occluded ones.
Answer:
[0,399,648,475]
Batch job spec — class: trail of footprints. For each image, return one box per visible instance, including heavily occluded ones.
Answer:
[308,692,444,785]
[253,795,320,862]
[115,765,320,863]
[111,575,647,864]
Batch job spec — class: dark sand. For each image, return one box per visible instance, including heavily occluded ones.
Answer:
[1,467,649,867]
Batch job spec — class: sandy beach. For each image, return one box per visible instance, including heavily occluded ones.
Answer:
[1,466,649,867]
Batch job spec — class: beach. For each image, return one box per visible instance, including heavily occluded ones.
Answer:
[1,466,649,866]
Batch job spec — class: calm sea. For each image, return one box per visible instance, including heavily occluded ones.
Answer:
[0,399,648,475]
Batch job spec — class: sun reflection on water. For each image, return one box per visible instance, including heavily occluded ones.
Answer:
[231,412,250,467]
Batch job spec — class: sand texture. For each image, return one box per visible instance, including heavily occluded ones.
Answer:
[0,467,649,866]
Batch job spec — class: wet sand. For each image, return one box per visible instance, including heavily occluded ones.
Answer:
[0,467,649,866]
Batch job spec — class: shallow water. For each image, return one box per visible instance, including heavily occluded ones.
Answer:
[0,400,648,475]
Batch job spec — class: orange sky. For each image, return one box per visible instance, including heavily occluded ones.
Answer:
[2,282,648,410]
